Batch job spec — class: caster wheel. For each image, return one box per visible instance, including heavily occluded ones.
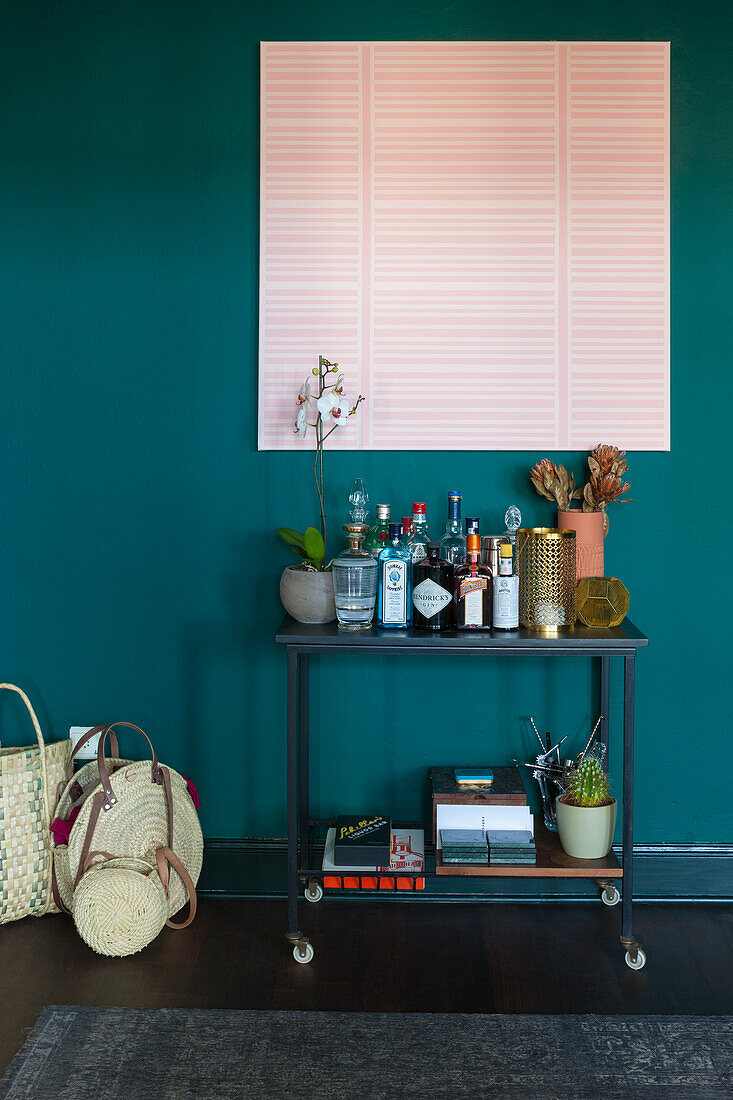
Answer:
[293,941,314,964]
[601,885,620,907]
[305,881,323,903]
[625,947,646,970]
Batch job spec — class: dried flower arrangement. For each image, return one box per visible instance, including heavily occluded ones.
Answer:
[530,445,632,517]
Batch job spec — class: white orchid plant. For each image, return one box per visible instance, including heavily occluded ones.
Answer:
[277,355,365,571]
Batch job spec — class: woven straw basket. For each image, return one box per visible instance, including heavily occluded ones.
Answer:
[52,723,202,954]
[0,684,70,923]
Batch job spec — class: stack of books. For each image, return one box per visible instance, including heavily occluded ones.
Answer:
[439,829,489,864]
[322,827,425,890]
[486,828,536,865]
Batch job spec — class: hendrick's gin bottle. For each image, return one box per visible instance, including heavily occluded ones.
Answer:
[412,542,454,630]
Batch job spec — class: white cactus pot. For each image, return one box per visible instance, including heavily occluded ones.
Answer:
[556,797,617,859]
[279,567,336,624]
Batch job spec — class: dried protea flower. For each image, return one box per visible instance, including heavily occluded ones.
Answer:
[530,459,579,511]
[589,444,628,480]
[583,444,632,511]
[590,472,632,507]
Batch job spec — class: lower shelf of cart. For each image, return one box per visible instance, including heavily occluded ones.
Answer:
[300,817,622,881]
[435,815,622,878]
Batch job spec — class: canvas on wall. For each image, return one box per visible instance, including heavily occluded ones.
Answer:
[259,42,669,451]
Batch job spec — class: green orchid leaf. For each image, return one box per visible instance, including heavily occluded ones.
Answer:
[277,527,306,549]
[303,526,325,562]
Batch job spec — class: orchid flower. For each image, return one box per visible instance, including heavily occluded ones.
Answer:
[329,397,351,426]
[316,390,339,421]
[288,355,366,565]
[298,379,311,405]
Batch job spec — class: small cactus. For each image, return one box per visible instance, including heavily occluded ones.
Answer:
[565,756,610,807]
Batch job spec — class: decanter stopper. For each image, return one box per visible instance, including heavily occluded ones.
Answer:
[348,478,369,524]
[504,505,521,536]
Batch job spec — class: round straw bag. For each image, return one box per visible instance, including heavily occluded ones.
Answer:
[73,848,197,957]
[53,723,202,943]
[0,684,71,922]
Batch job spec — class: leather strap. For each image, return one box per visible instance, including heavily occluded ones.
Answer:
[51,861,71,915]
[74,792,104,888]
[156,847,197,929]
[160,766,174,849]
[66,726,118,781]
[82,850,117,874]
[97,723,160,810]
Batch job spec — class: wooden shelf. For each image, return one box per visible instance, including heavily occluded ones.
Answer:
[434,816,622,878]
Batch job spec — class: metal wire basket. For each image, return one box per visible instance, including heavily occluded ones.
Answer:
[516,528,577,632]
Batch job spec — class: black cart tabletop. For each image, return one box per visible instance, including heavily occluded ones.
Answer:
[275,616,648,650]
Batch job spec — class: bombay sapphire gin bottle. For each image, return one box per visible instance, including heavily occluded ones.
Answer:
[377,523,412,628]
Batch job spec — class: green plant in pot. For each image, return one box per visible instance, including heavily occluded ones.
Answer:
[277,355,365,624]
[556,752,617,859]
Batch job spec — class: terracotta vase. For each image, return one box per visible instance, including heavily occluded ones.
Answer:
[557,510,604,581]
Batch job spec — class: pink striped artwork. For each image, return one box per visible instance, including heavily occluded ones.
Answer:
[259,42,669,451]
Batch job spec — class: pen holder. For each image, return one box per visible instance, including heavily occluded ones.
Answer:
[516,528,577,632]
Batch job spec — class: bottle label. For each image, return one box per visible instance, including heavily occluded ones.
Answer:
[493,576,519,627]
[460,576,487,626]
[411,543,427,563]
[412,578,451,619]
[499,559,513,575]
[382,559,407,622]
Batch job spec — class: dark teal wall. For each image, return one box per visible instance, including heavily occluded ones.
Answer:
[3,2,731,845]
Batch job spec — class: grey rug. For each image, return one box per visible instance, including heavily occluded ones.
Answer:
[1,1007,731,1099]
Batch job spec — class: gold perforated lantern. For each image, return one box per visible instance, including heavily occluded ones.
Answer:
[516,528,577,632]
[576,577,629,628]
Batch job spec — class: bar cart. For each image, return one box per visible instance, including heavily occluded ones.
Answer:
[275,616,648,969]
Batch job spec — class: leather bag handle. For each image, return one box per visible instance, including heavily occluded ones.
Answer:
[66,726,118,781]
[156,847,197,930]
[97,723,160,811]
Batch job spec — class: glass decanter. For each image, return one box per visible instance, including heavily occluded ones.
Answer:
[332,486,378,630]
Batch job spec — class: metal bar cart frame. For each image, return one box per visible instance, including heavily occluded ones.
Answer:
[275,617,648,969]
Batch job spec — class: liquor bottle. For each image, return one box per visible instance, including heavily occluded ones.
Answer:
[454,529,492,630]
[466,517,480,536]
[412,542,454,630]
[400,516,413,545]
[406,502,429,564]
[365,503,391,559]
[493,542,519,630]
[332,524,378,630]
[377,523,412,628]
[440,491,467,567]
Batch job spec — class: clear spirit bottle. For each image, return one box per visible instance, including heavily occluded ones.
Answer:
[406,502,429,564]
[440,491,467,567]
[332,523,378,630]
[412,542,454,630]
[454,530,492,630]
[377,523,412,628]
[364,503,391,560]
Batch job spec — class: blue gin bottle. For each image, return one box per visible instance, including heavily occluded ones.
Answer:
[377,523,412,628]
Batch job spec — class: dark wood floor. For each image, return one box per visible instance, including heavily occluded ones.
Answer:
[1,900,731,1075]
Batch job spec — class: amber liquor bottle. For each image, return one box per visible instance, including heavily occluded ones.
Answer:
[454,531,492,630]
[412,542,454,630]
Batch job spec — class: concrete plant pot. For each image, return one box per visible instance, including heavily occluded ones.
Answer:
[556,796,617,859]
[280,566,336,624]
